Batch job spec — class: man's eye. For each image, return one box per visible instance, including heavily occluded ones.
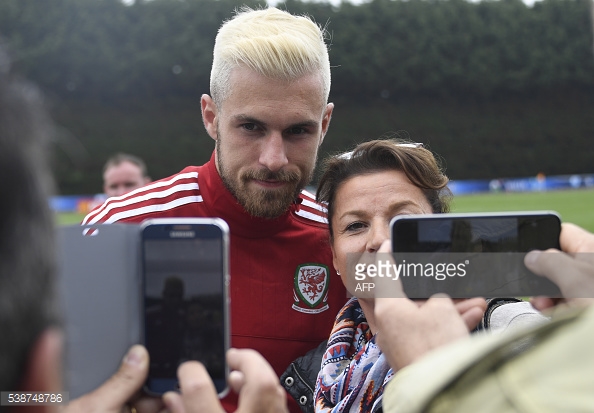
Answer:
[288,127,306,135]
[242,123,258,131]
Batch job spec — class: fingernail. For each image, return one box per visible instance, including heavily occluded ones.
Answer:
[124,345,144,366]
[525,250,541,266]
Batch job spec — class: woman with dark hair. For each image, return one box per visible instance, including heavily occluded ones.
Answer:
[313,139,485,413]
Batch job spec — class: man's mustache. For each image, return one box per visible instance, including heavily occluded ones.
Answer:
[242,169,301,183]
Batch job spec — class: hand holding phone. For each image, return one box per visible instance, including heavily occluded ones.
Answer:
[390,212,562,298]
[527,222,594,309]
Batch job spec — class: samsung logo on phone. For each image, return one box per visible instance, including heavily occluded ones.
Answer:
[169,231,195,238]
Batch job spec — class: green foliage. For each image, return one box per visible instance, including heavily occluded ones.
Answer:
[319,94,594,181]
[325,0,594,98]
[3,0,592,101]
[1,0,593,193]
[0,0,265,100]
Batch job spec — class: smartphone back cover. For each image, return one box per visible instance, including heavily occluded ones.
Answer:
[57,224,141,399]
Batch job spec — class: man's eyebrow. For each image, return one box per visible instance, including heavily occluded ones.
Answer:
[289,120,319,129]
[232,114,264,125]
[231,115,319,129]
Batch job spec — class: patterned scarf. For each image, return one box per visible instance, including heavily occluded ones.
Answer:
[315,297,394,413]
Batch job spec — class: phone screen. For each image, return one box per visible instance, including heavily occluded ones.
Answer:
[393,213,561,252]
[142,220,228,396]
[389,212,562,298]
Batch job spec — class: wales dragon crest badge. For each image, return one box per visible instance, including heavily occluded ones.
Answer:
[292,263,330,314]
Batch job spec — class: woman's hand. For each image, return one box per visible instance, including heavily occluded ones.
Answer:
[374,240,486,370]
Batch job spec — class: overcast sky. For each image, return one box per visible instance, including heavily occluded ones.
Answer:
[265,0,543,7]
[123,0,543,8]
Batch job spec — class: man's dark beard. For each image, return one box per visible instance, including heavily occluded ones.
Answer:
[217,139,312,219]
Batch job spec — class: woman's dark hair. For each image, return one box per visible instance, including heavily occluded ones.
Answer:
[316,139,452,241]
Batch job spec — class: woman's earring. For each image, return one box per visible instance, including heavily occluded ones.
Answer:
[335,269,340,275]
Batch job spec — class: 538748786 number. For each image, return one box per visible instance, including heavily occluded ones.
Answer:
[1,392,68,406]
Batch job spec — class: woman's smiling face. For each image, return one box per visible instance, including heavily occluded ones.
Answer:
[330,169,433,297]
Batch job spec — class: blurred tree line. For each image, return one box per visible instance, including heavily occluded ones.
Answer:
[1,0,593,194]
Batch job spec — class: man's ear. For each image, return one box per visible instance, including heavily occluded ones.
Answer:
[16,328,63,413]
[319,102,334,146]
[201,94,219,141]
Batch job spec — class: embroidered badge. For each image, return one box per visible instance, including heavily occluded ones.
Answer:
[292,264,330,314]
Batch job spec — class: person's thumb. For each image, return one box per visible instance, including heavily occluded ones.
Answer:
[524,249,568,284]
[65,345,149,412]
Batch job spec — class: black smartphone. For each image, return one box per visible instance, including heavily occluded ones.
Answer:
[140,218,230,397]
[389,211,562,298]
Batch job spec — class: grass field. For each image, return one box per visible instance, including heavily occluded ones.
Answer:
[451,188,594,232]
[57,212,89,225]
[58,188,594,232]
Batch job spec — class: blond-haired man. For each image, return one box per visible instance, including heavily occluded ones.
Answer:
[83,7,346,412]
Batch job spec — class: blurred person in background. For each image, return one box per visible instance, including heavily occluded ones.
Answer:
[102,153,151,198]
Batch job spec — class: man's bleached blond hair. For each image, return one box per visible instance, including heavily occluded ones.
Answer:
[210,7,331,107]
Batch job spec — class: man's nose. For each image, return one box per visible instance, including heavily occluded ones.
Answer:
[114,187,127,197]
[259,133,288,172]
